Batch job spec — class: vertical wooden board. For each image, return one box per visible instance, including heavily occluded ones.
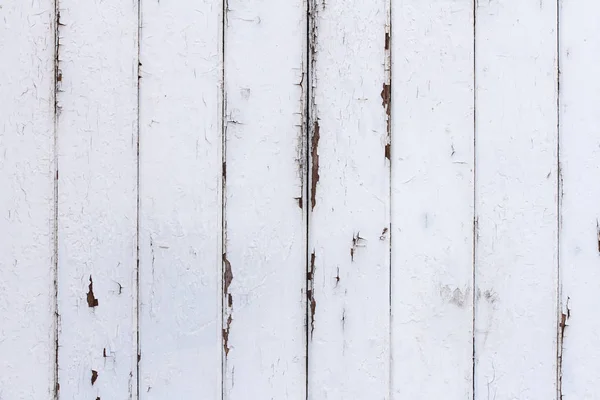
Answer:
[390,2,474,399]
[56,0,138,398]
[0,2,56,398]
[138,0,222,398]
[474,1,558,398]
[559,1,600,397]
[307,0,390,398]
[223,0,306,398]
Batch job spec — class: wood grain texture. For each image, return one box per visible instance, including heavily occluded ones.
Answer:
[307,0,390,398]
[390,1,474,398]
[138,0,223,397]
[222,0,307,398]
[474,1,558,398]
[0,1,56,398]
[56,0,139,398]
[559,0,600,397]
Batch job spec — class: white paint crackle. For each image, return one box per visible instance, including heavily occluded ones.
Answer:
[2,1,597,400]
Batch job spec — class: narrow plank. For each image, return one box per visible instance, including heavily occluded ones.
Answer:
[0,1,56,398]
[307,0,390,397]
[474,1,558,398]
[559,1,600,397]
[223,0,307,397]
[390,1,474,398]
[138,0,222,397]
[56,0,139,398]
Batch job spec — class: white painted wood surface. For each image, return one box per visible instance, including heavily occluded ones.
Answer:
[138,0,222,398]
[559,1,600,397]
[0,2,56,399]
[391,2,474,399]
[222,0,307,398]
[474,1,558,398]
[5,1,600,399]
[56,0,139,398]
[307,0,390,398]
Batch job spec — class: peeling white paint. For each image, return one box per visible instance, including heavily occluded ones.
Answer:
[2,1,599,399]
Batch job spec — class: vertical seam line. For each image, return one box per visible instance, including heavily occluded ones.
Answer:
[472,1,477,399]
[221,0,227,398]
[135,0,142,398]
[53,0,60,397]
[556,0,563,398]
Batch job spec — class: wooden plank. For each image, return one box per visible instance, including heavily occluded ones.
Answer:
[55,0,139,398]
[307,0,390,398]
[0,1,56,398]
[137,0,222,398]
[390,1,474,398]
[222,0,307,397]
[474,1,558,398]
[559,1,600,397]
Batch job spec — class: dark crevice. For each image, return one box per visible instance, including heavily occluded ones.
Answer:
[221,0,228,397]
[472,1,477,399]
[556,0,563,398]
[53,0,61,397]
[135,1,142,399]
[305,1,315,399]
[310,121,320,211]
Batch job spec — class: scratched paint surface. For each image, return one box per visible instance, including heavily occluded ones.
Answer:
[138,0,222,397]
[0,1,56,399]
[55,0,139,398]
[474,1,558,399]
[2,1,600,399]
[391,1,475,399]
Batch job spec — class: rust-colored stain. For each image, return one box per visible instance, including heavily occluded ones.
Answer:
[381,84,391,159]
[223,314,232,356]
[557,297,571,399]
[311,121,320,210]
[307,252,317,337]
[385,32,390,50]
[223,253,233,357]
[223,254,233,296]
[596,219,600,253]
[87,276,98,308]
[91,370,98,385]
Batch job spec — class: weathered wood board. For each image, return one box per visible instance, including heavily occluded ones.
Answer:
[559,0,600,397]
[0,2,56,398]
[138,0,223,398]
[222,0,307,398]
[56,0,139,397]
[474,1,559,398]
[307,0,391,398]
[391,1,475,398]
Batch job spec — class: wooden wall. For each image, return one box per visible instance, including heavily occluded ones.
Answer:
[0,0,597,398]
